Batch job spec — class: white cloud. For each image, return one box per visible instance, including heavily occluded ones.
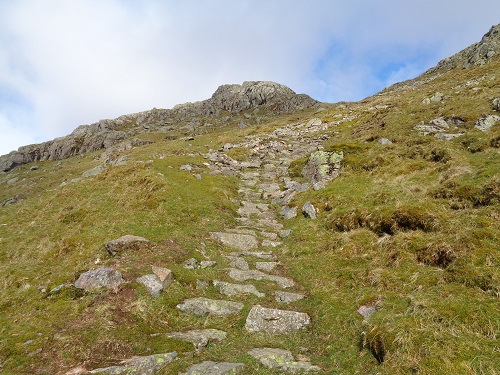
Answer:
[0,0,499,155]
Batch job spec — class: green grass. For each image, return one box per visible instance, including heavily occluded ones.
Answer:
[0,57,499,374]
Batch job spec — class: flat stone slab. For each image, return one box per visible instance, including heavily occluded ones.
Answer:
[105,234,150,256]
[225,255,250,270]
[89,351,177,374]
[245,305,311,334]
[211,232,258,251]
[228,268,294,288]
[180,361,244,375]
[177,297,244,317]
[213,280,265,298]
[275,291,306,303]
[166,329,226,350]
[248,348,320,372]
[255,262,280,272]
[74,267,124,291]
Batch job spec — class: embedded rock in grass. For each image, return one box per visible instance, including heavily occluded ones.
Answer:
[280,206,297,220]
[228,268,294,288]
[378,138,393,145]
[151,266,173,289]
[228,251,277,260]
[105,234,150,256]
[88,351,177,374]
[211,232,259,251]
[248,348,320,372]
[136,274,163,297]
[213,280,265,298]
[176,297,244,317]
[74,267,124,291]
[245,305,311,334]
[275,291,306,304]
[493,98,500,111]
[474,114,500,131]
[302,201,317,219]
[255,262,280,272]
[226,255,250,270]
[166,329,227,351]
[179,361,244,375]
[301,150,343,188]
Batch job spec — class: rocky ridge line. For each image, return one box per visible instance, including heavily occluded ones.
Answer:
[0,81,318,172]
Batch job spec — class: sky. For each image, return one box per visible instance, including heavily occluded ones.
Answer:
[0,1,499,156]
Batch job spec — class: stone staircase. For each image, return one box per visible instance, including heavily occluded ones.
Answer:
[86,116,353,374]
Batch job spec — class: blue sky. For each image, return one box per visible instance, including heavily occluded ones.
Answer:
[0,0,499,156]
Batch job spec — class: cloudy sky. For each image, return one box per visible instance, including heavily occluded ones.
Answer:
[0,0,499,155]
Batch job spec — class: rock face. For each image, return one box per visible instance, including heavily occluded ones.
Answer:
[245,305,311,334]
[88,352,177,374]
[429,23,500,71]
[74,268,124,291]
[0,81,317,172]
[105,235,150,256]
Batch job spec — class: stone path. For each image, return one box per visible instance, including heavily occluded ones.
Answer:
[84,117,355,373]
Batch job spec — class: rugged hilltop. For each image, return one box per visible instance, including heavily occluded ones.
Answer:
[0,25,499,375]
[0,81,317,172]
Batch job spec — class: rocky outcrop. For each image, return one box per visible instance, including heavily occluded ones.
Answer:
[1,82,317,172]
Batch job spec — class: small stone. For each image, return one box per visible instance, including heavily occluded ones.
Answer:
[167,329,227,351]
[200,260,217,269]
[151,266,173,289]
[136,274,163,297]
[302,201,316,219]
[180,164,192,171]
[30,165,39,171]
[431,92,445,102]
[280,206,297,220]
[226,256,249,270]
[184,258,199,269]
[275,291,306,303]
[474,115,500,131]
[196,280,208,289]
[493,98,500,111]
[176,297,244,317]
[378,138,392,145]
[261,239,282,247]
[245,305,311,334]
[422,98,431,105]
[213,280,265,298]
[279,229,292,238]
[74,268,124,291]
[179,361,244,375]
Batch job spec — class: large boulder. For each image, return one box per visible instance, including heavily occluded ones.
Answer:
[302,151,343,189]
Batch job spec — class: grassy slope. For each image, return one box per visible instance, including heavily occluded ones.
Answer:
[0,58,498,374]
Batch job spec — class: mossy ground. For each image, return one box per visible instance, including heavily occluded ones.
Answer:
[0,59,499,374]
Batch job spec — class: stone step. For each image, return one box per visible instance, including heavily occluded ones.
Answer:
[180,361,244,375]
[166,329,227,351]
[213,280,265,298]
[176,298,244,317]
[228,268,294,288]
[245,305,311,334]
[248,348,320,373]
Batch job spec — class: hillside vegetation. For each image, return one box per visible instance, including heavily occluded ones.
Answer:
[0,28,499,375]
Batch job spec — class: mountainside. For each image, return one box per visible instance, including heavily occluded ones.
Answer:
[0,26,499,374]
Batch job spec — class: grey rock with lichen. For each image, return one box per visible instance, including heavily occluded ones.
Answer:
[88,352,177,374]
[179,361,244,375]
[211,232,259,250]
[213,280,265,298]
[248,348,320,372]
[245,305,311,334]
[74,267,124,291]
[176,297,244,317]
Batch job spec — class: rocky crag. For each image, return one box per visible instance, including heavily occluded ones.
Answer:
[0,81,318,172]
